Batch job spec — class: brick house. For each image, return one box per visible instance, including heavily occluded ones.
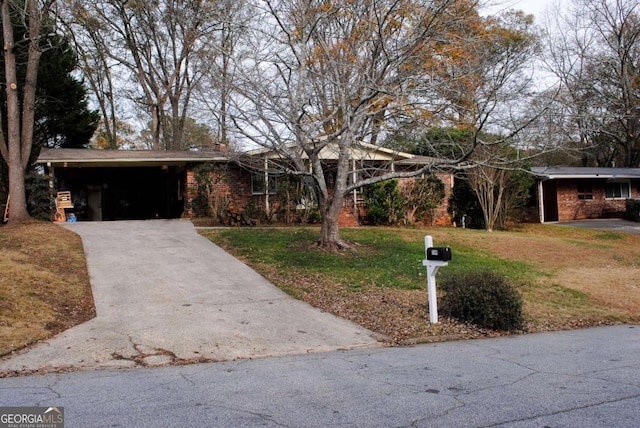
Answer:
[38,147,454,226]
[532,167,640,222]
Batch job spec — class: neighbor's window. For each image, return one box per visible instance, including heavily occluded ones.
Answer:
[605,182,630,199]
[577,183,593,200]
[251,173,277,195]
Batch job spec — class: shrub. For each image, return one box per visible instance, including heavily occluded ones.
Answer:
[439,271,524,331]
[362,179,403,225]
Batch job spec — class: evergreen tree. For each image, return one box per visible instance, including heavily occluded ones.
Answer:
[35,33,100,149]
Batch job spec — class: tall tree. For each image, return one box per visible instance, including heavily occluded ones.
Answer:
[64,0,223,150]
[205,0,249,147]
[543,0,640,167]
[229,0,539,248]
[0,0,56,224]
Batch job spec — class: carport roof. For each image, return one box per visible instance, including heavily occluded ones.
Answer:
[37,148,229,167]
[532,166,640,180]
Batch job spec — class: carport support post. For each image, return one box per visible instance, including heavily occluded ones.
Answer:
[422,235,448,324]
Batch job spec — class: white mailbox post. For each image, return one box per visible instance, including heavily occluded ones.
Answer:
[422,235,450,324]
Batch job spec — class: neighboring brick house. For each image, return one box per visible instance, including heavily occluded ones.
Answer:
[38,147,454,226]
[532,167,640,222]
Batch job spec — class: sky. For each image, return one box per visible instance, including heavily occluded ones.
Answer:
[482,0,558,21]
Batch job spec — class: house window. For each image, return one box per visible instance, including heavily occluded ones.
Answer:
[577,183,593,200]
[251,173,277,195]
[605,182,630,199]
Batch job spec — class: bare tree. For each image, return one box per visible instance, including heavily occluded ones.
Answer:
[543,0,640,167]
[62,4,121,149]
[228,0,539,247]
[466,145,533,232]
[194,0,250,148]
[0,0,57,224]
[64,0,223,150]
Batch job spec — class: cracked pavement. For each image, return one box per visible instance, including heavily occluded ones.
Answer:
[1,325,639,427]
[0,220,379,375]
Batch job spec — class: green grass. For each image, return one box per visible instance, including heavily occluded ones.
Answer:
[201,227,540,291]
[594,232,625,240]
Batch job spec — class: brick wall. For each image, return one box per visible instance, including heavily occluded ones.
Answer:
[185,164,251,219]
[339,197,360,227]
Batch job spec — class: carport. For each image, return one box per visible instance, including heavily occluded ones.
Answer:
[37,148,227,221]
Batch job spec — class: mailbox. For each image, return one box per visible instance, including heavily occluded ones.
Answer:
[426,247,452,262]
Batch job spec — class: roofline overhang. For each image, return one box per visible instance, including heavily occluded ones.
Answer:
[36,149,229,168]
[38,158,228,167]
[535,173,640,180]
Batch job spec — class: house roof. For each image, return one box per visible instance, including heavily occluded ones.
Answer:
[245,141,415,162]
[532,166,640,180]
[37,148,229,167]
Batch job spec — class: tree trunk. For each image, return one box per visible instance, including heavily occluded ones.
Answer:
[317,191,352,249]
[2,0,33,224]
[319,208,340,247]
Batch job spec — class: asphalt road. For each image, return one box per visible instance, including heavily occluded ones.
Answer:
[2,325,639,427]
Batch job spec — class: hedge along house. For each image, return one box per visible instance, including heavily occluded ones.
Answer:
[37,145,454,226]
[532,167,640,223]
[37,148,228,221]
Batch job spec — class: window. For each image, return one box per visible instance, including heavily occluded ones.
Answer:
[577,183,593,200]
[605,182,630,199]
[251,173,277,195]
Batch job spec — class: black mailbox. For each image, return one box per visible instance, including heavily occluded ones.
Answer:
[427,247,452,262]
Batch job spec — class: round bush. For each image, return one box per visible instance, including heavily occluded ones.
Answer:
[440,271,524,331]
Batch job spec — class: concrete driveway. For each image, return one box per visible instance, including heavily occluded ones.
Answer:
[555,218,640,235]
[0,220,379,374]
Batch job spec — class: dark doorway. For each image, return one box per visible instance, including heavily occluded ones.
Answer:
[542,181,559,222]
[55,166,185,221]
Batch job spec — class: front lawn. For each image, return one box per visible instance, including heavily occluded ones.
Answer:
[200,224,640,343]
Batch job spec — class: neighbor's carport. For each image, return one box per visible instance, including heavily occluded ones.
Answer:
[37,148,227,221]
